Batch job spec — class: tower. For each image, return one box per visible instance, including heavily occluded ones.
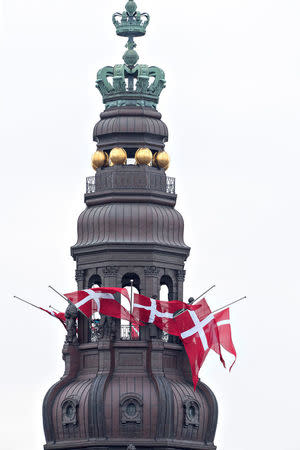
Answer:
[43,2,218,449]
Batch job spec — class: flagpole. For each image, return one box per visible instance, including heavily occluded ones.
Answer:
[49,305,60,313]
[173,284,216,318]
[193,284,216,304]
[130,279,134,339]
[212,296,246,314]
[174,295,246,318]
[13,295,41,311]
[48,285,72,305]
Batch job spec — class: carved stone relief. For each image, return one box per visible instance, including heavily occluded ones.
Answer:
[75,269,85,283]
[176,269,186,282]
[144,266,159,277]
[62,397,79,426]
[103,266,119,276]
[65,304,78,344]
[183,397,200,428]
[120,393,143,424]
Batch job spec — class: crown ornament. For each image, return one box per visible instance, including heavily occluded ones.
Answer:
[113,0,150,38]
[96,1,165,110]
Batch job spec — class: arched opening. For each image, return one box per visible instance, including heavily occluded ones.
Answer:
[160,275,174,301]
[121,273,141,340]
[160,275,174,342]
[121,273,140,292]
[88,275,102,342]
[88,274,102,288]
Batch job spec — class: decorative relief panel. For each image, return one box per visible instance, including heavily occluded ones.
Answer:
[120,394,143,424]
[103,266,119,276]
[183,397,200,428]
[144,266,159,277]
[176,269,186,282]
[75,269,85,283]
[62,397,79,426]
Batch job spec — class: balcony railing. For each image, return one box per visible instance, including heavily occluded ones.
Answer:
[86,176,96,194]
[120,324,139,341]
[86,175,175,195]
[166,177,176,194]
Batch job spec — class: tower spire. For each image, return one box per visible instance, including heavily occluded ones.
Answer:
[112,0,150,67]
[96,1,162,109]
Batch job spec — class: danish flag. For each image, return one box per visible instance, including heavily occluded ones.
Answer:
[175,299,225,389]
[64,287,133,322]
[40,308,66,328]
[132,294,190,334]
[131,323,140,340]
[214,308,236,370]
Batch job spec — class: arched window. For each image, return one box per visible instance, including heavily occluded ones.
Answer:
[88,275,102,335]
[121,273,140,292]
[88,274,102,289]
[121,273,140,340]
[160,275,174,301]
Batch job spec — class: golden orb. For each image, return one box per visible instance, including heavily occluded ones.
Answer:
[110,147,127,165]
[155,151,170,170]
[135,147,153,165]
[92,150,108,171]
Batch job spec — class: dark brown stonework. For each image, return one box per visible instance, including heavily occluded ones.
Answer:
[43,25,218,449]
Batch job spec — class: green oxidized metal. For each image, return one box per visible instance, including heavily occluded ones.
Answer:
[97,1,165,109]
[112,1,149,38]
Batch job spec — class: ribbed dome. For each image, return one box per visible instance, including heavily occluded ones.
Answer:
[95,110,168,137]
[73,203,188,249]
[43,341,218,449]
[94,107,168,157]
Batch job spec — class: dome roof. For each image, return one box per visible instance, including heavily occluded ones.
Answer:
[94,107,168,157]
[43,341,218,448]
[73,203,188,249]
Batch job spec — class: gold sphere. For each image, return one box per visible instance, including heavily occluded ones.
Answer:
[110,147,127,165]
[92,150,108,171]
[135,147,153,165]
[155,151,170,170]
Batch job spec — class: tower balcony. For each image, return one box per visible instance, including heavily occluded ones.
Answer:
[86,167,176,196]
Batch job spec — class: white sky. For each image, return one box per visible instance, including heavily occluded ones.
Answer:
[0,0,300,449]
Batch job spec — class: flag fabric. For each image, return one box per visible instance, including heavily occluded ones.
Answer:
[40,308,66,328]
[174,299,225,389]
[131,323,140,340]
[132,293,190,335]
[214,308,237,370]
[64,288,135,323]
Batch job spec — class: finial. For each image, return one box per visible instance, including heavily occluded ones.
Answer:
[96,2,166,109]
[113,0,150,69]
[125,0,137,16]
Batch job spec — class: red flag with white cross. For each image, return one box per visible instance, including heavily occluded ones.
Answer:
[39,308,66,328]
[214,308,237,370]
[175,299,225,389]
[64,288,134,322]
[131,323,140,340]
[132,293,189,334]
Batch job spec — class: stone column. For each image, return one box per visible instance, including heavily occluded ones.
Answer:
[75,269,86,289]
[103,266,119,287]
[75,269,89,344]
[143,266,160,340]
[176,269,186,301]
[144,266,160,297]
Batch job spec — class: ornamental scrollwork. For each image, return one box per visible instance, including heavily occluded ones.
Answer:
[183,397,200,428]
[176,269,186,282]
[103,266,119,276]
[62,397,79,426]
[144,266,159,277]
[120,393,143,424]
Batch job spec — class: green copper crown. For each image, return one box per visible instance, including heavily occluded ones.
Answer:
[113,0,150,38]
[96,1,166,110]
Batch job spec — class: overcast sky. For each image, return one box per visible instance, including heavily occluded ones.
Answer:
[1,1,300,449]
